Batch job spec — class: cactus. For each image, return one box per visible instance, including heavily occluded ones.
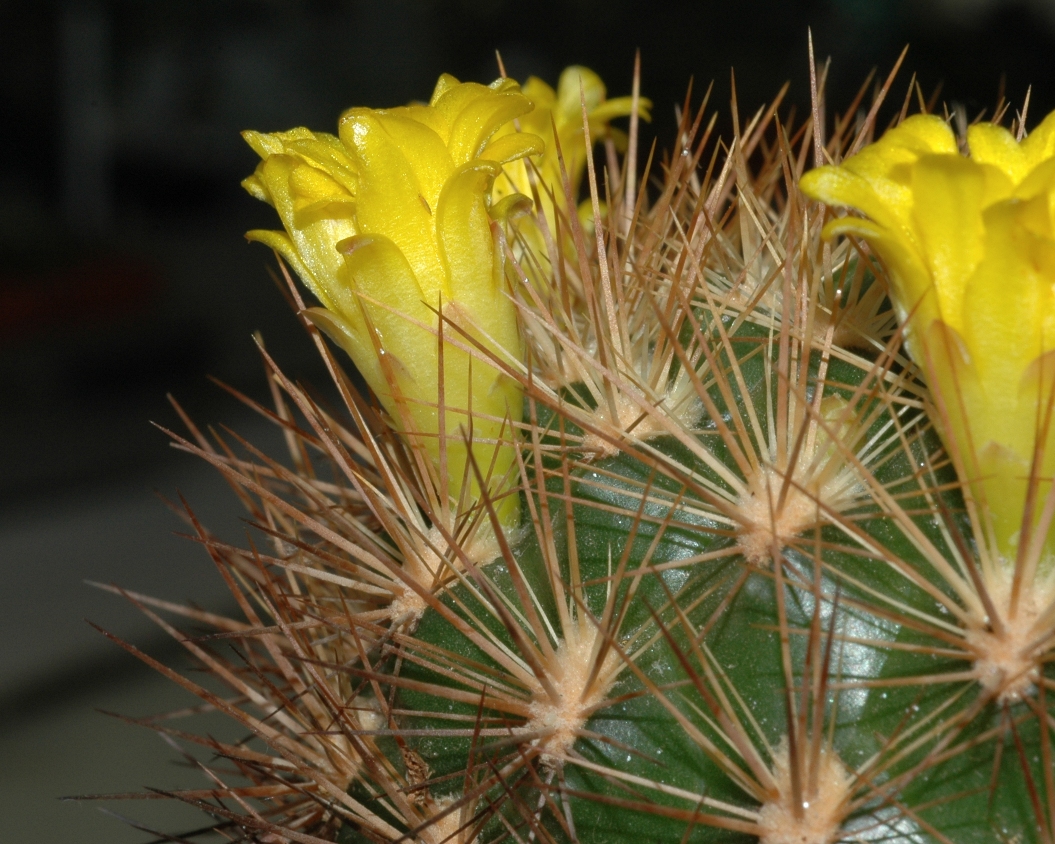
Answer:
[103,53,1055,844]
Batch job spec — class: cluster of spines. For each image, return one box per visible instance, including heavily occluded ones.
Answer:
[88,51,1055,844]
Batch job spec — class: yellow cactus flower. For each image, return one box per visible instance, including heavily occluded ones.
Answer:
[493,66,650,246]
[800,112,1055,561]
[243,75,546,532]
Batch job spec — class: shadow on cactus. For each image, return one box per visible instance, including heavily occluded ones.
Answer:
[83,46,1055,844]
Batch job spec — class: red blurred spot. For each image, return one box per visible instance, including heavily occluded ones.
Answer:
[0,255,161,344]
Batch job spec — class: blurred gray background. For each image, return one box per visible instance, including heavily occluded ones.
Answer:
[1,0,1053,840]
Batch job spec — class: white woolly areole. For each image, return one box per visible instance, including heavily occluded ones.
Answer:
[390,525,502,623]
[757,740,853,844]
[526,614,622,765]
[967,565,1055,703]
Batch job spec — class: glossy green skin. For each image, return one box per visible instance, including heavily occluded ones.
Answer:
[341,336,1052,844]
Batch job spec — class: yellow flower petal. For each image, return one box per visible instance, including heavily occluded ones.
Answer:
[444,86,535,166]
[800,165,913,243]
[802,108,1055,561]
[243,128,357,194]
[908,154,988,334]
[1021,110,1055,172]
[855,114,959,170]
[243,72,542,534]
[955,203,1054,548]
[480,133,545,166]
[435,159,523,429]
[335,232,438,392]
[303,307,390,399]
[344,109,453,210]
[339,110,448,300]
[963,202,1052,394]
[968,122,1028,183]
[555,65,607,115]
[491,65,650,279]
[437,163,504,312]
[246,155,357,311]
[245,228,319,301]
[591,95,652,126]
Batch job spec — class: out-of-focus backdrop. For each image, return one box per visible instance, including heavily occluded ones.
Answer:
[1,1,1053,840]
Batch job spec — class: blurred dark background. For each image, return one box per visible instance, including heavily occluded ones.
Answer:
[1,0,1053,840]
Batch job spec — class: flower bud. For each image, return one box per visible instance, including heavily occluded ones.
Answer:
[493,66,650,250]
[801,112,1055,561]
[244,76,545,531]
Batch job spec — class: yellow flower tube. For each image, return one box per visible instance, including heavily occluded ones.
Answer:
[800,112,1055,562]
[243,76,545,532]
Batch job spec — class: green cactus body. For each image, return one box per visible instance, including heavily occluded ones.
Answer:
[118,63,1055,844]
[344,324,1043,843]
